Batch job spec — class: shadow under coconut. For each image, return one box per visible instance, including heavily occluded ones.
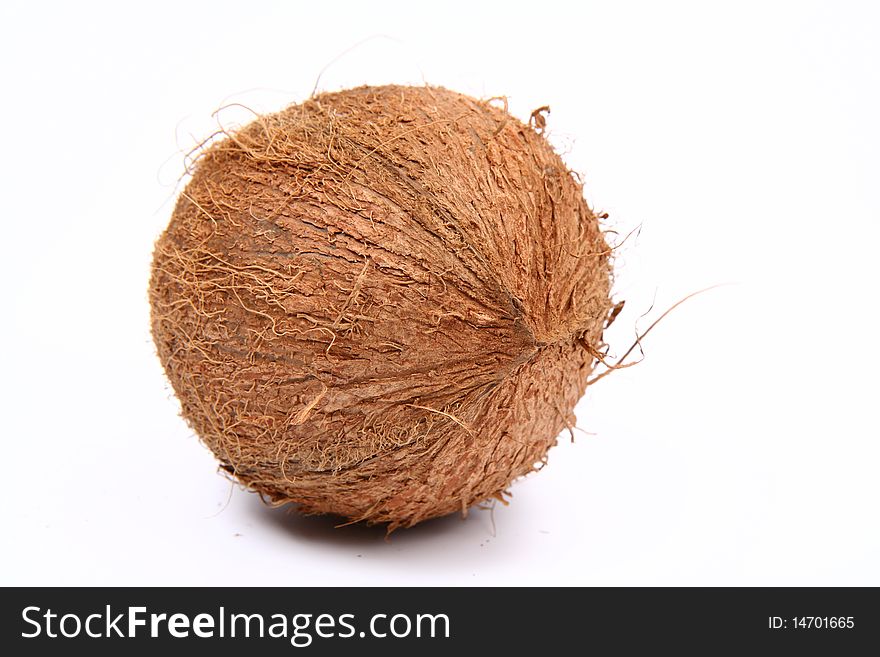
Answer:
[247,493,496,548]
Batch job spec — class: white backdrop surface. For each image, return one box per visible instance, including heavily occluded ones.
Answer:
[1,1,877,585]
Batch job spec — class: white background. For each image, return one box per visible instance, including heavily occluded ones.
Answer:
[1,0,878,586]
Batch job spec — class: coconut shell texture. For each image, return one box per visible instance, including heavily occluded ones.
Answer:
[149,85,613,529]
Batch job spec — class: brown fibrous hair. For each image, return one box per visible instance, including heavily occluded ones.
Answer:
[149,85,614,530]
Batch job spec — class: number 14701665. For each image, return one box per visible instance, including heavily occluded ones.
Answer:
[768,617,855,629]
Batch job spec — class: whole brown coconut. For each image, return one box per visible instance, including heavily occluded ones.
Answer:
[150,85,613,530]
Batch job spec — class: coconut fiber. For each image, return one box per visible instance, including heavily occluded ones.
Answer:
[149,85,614,530]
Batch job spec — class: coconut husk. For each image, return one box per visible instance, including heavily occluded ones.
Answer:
[149,85,613,530]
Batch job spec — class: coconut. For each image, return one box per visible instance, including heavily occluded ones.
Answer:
[149,84,613,530]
